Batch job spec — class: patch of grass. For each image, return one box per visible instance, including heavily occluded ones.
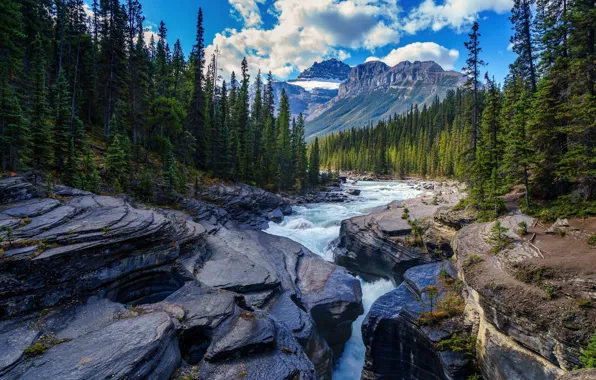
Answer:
[533,196,596,222]
[577,299,593,308]
[543,284,558,299]
[588,235,596,246]
[24,334,72,358]
[21,216,32,226]
[517,221,528,236]
[452,198,468,211]
[101,226,111,233]
[464,255,483,267]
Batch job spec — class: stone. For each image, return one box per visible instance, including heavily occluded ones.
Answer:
[10,312,180,380]
[346,189,361,196]
[205,311,276,362]
[269,208,284,223]
[546,218,571,235]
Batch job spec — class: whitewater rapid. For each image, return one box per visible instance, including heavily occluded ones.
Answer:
[265,181,422,379]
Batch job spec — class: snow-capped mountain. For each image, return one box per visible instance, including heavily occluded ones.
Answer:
[272,58,351,118]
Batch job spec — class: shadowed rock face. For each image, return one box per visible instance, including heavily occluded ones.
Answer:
[0,178,363,380]
[187,182,292,229]
[361,262,473,380]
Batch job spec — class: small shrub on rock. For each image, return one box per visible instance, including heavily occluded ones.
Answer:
[588,235,596,246]
[436,333,476,358]
[487,221,514,254]
[401,207,410,220]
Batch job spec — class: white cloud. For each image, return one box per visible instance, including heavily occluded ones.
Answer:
[507,42,514,51]
[207,0,402,80]
[229,0,266,28]
[207,0,513,81]
[366,42,460,70]
[403,0,513,34]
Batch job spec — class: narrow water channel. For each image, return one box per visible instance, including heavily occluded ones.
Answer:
[265,181,422,379]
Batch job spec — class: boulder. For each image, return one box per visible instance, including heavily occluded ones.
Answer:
[346,189,361,196]
[269,208,284,223]
[333,204,431,283]
[546,218,570,235]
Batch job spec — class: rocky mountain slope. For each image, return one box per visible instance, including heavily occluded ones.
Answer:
[305,61,467,138]
[293,58,351,82]
[0,177,363,380]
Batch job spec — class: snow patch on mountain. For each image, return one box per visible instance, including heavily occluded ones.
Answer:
[288,80,342,92]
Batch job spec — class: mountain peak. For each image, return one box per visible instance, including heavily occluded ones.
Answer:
[296,59,351,82]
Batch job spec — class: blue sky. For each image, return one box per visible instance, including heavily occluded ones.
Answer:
[88,0,518,83]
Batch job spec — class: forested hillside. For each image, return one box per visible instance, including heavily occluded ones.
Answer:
[320,0,595,218]
[0,0,319,200]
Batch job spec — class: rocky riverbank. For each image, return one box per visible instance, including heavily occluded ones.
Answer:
[0,177,363,380]
[333,180,466,283]
[339,180,596,380]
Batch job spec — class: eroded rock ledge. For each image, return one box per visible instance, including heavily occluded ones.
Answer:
[0,177,363,380]
[453,215,596,380]
[334,181,465,283]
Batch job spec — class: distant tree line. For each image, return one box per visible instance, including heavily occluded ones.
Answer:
[0,0,321,199]
[320,0,595,218]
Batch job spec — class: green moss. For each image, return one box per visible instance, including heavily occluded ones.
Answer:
[24,334,71,358]
[588,236,596,246]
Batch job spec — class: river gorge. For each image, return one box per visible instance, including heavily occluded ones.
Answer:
[266,181,423,378]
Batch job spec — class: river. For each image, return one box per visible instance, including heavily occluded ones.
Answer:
[265,181,422,379]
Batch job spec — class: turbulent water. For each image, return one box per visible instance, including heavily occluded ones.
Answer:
[265,181,422,379]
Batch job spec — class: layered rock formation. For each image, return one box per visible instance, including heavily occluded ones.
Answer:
[0,177,363,380]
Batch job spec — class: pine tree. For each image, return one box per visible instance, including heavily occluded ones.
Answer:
[162,138,179,193]
[276,89,292,190]
[510,0,538,91]
[29,34,54,172]
[308,137,321,188]
[105,133,130,190]
[188,8,206,169]
[53,70,72,169]
[463,21,486,156]
[292,114,308,190]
